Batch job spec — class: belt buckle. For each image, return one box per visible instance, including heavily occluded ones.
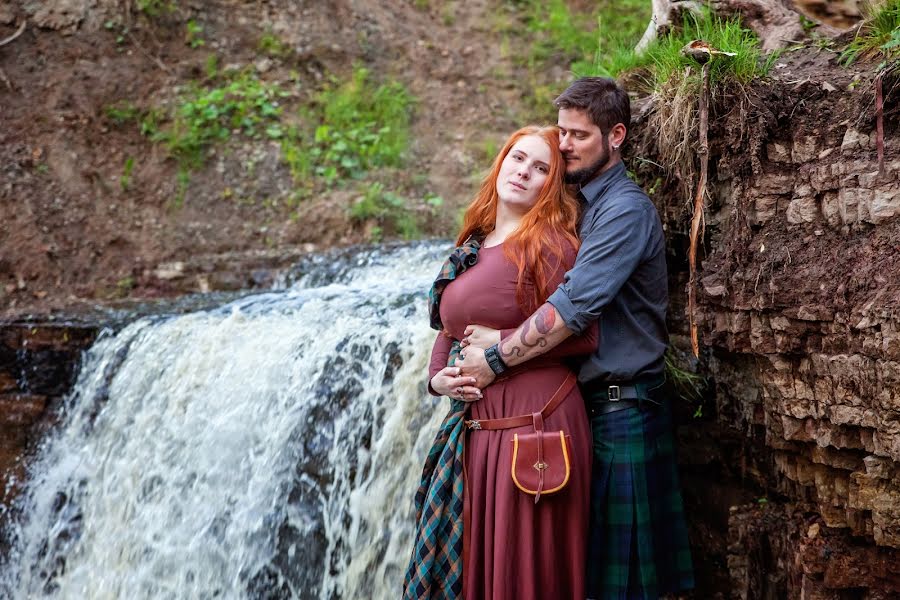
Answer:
[466,420,482,430]
[608,385,620,402]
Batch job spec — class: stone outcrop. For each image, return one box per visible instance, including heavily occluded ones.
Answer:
[643,48,900,598]
[0,322,98,506]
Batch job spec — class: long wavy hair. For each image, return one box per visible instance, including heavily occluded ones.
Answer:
[456,125,580,314]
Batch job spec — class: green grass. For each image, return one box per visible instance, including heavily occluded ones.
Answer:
[522,0,649,75]
[589,9,777,91]
[840,0,900,68]
[281,66,413,186]
[664,348,707,417]
[258,31,289,57]
[136,0,176,16]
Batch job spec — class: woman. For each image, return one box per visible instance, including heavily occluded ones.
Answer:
[404,126,596,600]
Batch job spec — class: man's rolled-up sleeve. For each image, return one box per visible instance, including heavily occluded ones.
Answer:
[547,201,653,334]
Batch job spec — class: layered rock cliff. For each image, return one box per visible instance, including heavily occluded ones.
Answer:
[642,46,900,598]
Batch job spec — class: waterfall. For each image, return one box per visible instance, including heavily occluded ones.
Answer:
[1,242,453,600]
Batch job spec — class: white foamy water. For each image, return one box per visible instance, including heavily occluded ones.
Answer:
[1,242,453,599]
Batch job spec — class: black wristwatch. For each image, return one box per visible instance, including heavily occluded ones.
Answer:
[484,344,508,376]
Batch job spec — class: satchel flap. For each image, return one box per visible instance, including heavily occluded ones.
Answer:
[511,431,571,495]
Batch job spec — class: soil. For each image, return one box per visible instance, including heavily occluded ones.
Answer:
[0,0,571,318]
[0,0,882,320]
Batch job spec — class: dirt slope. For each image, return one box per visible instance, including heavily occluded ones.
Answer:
[0,0,557,316]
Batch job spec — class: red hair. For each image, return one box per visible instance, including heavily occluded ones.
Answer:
[456,126,580,314]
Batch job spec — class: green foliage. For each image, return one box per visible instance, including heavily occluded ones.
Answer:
[120,157,135,192]
[185,19,204,48]
[521,0,649,74]
[350,182,420,240]
[840,0,900,68]
[148,71,287,171]
[283,66,413,185]
[105,102,140,125]
[204,54,218,79]
[137,0,176,16]
[664,349,707,417]
[590,10,776,92]
[258,31,288,57]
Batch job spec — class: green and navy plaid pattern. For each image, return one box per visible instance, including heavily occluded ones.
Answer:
[427,236,481,331]
[405,236,482,599]
[585,398,694,599]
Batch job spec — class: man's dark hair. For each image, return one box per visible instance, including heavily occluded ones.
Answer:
[553,77,630,136]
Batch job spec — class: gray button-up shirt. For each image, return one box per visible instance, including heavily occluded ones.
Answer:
[547,161,668,383]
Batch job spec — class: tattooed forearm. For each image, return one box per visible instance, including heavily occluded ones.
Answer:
[534,303,557,334]
[498,302,572,367]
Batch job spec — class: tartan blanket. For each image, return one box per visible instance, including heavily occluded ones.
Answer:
[404,239,482,599]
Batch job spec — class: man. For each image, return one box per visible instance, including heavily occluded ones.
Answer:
[457,77,694,599]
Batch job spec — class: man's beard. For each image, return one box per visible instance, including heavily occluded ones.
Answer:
[563,138,611,185]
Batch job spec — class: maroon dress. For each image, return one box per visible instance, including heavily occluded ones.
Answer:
[428,242,596,600]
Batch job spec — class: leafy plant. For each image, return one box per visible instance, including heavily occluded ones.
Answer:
[283,66,413,185]
[185,19,205,48]
[149,71,287,171]
[350,182,420,240]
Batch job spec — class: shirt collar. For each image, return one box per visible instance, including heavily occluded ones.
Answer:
[578,161,626,206]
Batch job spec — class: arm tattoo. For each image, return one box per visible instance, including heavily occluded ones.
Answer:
[501,306,552,358]
[534,303,556,334]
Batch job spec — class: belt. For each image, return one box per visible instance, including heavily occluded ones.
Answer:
[464,373,576,431]
[582,377,665,416]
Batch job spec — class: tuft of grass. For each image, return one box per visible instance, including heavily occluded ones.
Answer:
[840,0,900,68]
[258,31,288,57]
[120,157,135,192]
[105,101,140,125]
[664,348,707,417]
[137,0,176,17]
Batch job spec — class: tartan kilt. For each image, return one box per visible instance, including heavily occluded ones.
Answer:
[585,399,694,600]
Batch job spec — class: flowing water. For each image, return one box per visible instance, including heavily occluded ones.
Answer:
[1,241,453,600]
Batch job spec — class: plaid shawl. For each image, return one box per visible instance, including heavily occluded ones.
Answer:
[404,238,481,600]
[427,236,482,331]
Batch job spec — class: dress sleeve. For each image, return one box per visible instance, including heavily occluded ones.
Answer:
[427,331,454,396]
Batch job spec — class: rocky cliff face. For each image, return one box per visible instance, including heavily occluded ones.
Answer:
[645,47,900,598]
[0,323,98,508]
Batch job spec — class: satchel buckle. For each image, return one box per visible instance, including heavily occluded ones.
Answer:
[533,461,549,471]
[608,385,620,401]
[466,420,482,430]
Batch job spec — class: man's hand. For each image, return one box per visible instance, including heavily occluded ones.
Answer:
[430,367,482,401]
[456,346,497,389]
[461,324,501,350]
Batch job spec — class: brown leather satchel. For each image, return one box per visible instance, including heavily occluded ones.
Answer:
[464,373,577,504]
[511,412,573,503]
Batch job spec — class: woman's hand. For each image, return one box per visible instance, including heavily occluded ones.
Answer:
[430,367,483,402]
[460,324,501,349]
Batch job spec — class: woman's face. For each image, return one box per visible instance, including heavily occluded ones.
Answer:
[495,135,552,212]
